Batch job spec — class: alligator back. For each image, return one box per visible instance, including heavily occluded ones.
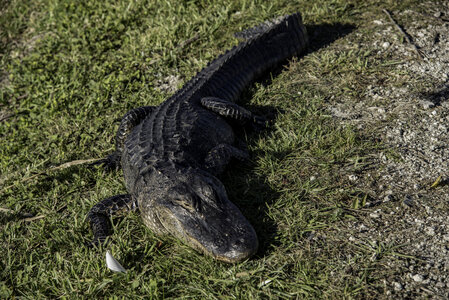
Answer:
[122,13,309,192]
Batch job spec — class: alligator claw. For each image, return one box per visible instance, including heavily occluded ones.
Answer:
[254,115,268,126]
[89,152,121,171]
[249,115,270,132]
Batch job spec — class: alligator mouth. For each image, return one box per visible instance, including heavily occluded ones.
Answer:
[189,235,258,264]
[152,198,258,263]
[185,209,259,264]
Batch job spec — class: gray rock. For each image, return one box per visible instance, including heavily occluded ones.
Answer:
[419,100,435,109]
[412,274,424,282]
[393,282,403,291]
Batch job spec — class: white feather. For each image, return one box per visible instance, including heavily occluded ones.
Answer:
[106,250,127,273]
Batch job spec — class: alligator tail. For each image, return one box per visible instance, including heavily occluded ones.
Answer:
[195,13,309,102]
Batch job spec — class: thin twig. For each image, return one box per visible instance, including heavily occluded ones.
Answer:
[24,215,46,222]
[0,112,14,122]
[1,158,103,192]
[177,34,200,49]
[0,207,14,214]
[0,207,34,218]
[16,93,29,100]
[382,9,424,59]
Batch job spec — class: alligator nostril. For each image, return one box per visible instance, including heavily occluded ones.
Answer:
[232,238,244,248]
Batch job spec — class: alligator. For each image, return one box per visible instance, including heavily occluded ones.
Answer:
[87,13,309,263]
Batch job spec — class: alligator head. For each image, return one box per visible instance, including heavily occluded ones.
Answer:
[137,167,258,263]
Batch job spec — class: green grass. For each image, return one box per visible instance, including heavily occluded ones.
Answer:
[0,0,434,298]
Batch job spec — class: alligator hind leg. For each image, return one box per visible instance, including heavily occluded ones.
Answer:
[115,106,155,152]
[94,106,155,170]
[87,194,137,245]
[205,143,249,175]
[201,97,267,128]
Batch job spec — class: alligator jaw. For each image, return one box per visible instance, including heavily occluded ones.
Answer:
[184,200,259,264]
[158,199,259,263]
[139,169,258,263]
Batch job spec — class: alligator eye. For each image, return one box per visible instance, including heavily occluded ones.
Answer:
[202,186,214,198]
[199,187,222,211]
[173,194,202,213]
[173,198,195,212]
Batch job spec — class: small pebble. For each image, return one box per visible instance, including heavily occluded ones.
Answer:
[370,212,380,219]
[382,42,390,49]
[348,175,358,182]
[412,274,424,282]
[393,282,403,291]
[425,227,435,236]
[383,194,393,202]
[403,196,414,207]
[419,100,435,109]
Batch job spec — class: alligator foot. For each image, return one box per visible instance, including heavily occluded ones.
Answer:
[89,151,122,171]
[87,194,137,245]
[205,143,249,175]
[115,106,155,152]
[201,97,267,128]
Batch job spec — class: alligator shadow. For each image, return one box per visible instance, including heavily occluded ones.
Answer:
[240,22,356,94]
[306,23,356,52]
[420,84,449,106]
[223,22,356,259]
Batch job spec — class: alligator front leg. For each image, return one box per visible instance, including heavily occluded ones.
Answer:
[96,106,155,169]
[205,143,249,175]
[201,97,266,128]
[115,106,155,152]
[87,194,137,245]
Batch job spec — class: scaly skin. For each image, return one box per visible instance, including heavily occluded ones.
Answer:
[88,13,309,263]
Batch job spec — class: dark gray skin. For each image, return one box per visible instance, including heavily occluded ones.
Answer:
[87,13,309,263]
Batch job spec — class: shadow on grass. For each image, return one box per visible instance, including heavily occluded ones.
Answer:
[222,22,356,259]
[420,83,449,106]
[306,23,356,52]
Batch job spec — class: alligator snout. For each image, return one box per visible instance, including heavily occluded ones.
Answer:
[214,229,259,263]
[200,202,258,263]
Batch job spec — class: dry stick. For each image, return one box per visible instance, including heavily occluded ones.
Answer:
[382,9,424,59]
[0,112,14,122]
[23,215,46,222]
[0,207,36,219]
[1,158,103,192]
[177,34,200,49]
[0,207,32,217]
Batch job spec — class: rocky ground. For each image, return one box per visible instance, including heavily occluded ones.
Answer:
[327,1,449,298]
